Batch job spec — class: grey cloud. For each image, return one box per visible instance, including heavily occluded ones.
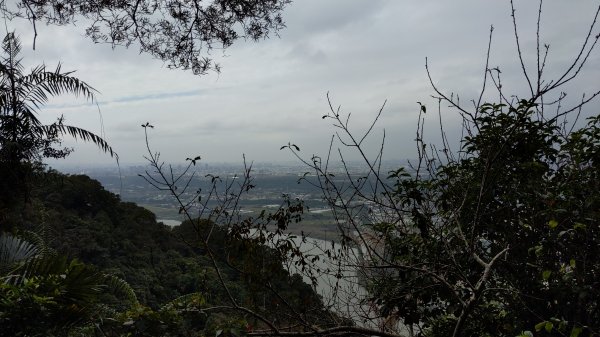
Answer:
[2,1,596,165]
[280,0,387,40]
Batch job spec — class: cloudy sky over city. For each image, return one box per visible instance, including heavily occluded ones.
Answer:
[4,0,599,166]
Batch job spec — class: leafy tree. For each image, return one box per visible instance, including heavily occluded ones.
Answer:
[344,101,599,337]
[3,0,292,75]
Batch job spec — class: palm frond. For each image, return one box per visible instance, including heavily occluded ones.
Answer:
[0,32,114,164]
[8,253,69,285]
[60,260,106,304]
[20,65,96,108]
[19,105,43,127]
[41,123,119,161]
[2,33,21,61]
[1,32,24,75]
[0,232,39,276]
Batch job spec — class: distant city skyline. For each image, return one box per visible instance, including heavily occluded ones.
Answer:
[3,0,599,166]
[49,158,413,174]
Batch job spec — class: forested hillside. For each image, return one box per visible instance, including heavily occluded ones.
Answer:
[1,170,334,336]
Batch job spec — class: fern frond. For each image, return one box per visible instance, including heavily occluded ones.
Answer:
[103,273,139,308]
[161,292,206,312]
[20,228,58,258]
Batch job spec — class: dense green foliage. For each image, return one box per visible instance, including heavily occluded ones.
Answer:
[0,240,138,337]
[365,101,600,336]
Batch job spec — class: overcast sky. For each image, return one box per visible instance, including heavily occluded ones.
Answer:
[3,0,600,167]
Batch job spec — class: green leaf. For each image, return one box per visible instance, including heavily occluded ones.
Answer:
[535,321,546,332]
[548,219,559,229]
[570,327,582,337]
[531,245,543,256]
[569,259,576,268]
[518,331,534,337]
[558,320,567,332]
[542,270,552,281]
[545,321,554,333]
